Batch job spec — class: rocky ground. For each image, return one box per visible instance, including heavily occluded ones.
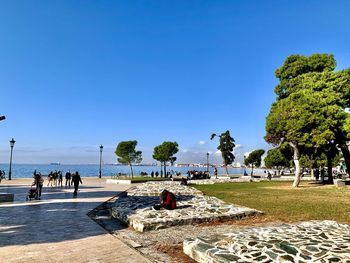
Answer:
[90,180,350,262]
[184,220,350,262]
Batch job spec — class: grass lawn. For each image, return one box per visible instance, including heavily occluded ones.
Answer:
[193,181,350,224]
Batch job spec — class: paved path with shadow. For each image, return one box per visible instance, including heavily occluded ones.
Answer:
[0,178,150,263]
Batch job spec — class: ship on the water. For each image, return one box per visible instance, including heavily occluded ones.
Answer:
[50,162,60,165]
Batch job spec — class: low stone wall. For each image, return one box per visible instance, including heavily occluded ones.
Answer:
[111,194,261,232]
[127,181,203,196]
[0,193,14,202]
[334,179,350,187]
[183,220,350,262]
[188,177,258,185]
[106,179,133,185]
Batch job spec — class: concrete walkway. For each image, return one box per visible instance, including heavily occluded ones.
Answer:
[0,178,150,263]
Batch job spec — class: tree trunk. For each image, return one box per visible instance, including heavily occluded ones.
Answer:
[251,164,254,176]
[320,166,325,182]
[289,142,301,188]
[129,163,134,179]
[164,161,167,178]
[340,141,350,175]
[326,154,334,184]
[310,155,316,180]
[311,168,315,180]
[160,162,163,177]
[225,165,229,176]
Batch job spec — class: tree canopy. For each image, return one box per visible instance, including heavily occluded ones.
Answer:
[210,130,235,175]
[153,141,179,177]
[265,53,350,187]
[244,149,265,176]
[115,140,142,178]
[264,144,292,171]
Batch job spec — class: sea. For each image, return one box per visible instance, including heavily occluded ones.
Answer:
[0,163,265,179]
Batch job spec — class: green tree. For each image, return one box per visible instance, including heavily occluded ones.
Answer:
[266,54,350,187]
[264,146,292,173]
[153,141,179,177]
[244,149,265,176]
[115,140,142,178]
[266,88,346,186]
[210,130,235,175]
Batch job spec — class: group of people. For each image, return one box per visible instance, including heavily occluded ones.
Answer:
[186,170,211,180]
[29,170,83,200]
[312,167,341,181]
[47,170,63,187]
[149,170,181,178]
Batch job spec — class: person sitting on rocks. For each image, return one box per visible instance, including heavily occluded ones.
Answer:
[153,189,177,210]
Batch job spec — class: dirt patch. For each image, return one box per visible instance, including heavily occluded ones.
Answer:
[156,244,196,263]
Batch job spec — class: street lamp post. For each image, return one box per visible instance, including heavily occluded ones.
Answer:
[206,152,209,173]
[99,144,103,178]
[8,138,16,180]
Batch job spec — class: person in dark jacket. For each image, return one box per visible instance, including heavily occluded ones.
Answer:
[72,171,83,196]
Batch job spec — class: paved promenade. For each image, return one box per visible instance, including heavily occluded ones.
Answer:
[0,178,150,263]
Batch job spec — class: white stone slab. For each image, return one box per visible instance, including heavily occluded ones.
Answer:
[184,220,350,262]
[106,179,132,185]
[112,194,261,232]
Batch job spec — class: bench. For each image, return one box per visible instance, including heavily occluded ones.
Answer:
[334,179,350,187]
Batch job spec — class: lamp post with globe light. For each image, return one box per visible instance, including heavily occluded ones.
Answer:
[206,152,209,173]
[8,138,15,180]
[99,144,103,178]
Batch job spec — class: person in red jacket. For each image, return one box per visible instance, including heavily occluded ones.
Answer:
[160,189,176,210]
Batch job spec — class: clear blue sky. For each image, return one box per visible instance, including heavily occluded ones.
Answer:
[0,0,350,164]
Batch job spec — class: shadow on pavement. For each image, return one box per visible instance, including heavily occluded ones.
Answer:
[0,184,128,247]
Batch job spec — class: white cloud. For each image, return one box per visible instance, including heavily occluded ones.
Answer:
[199,141,206,145]
[215,150,221,155]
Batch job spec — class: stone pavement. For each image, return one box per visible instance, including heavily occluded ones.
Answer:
[0,178,150,263]
[184,220,350,262]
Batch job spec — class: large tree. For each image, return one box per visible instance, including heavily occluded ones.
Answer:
[266,88,346,186]
[266,54,350,187]
[153,141,179,177]
[115,140,142,178]
[244,149,265,176]
[210,130,235,175]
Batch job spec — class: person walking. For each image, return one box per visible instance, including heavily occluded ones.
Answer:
[72,171,82,197]
[58,171,63,187]
[65,171,71,188]
[33,171,44,200]
[214,167,218,179]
